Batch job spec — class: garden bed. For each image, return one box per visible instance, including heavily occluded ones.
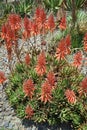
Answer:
[0,1,87,130]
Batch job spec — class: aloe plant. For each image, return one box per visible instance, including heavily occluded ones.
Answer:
[64,0,86,10]
[43,0,63,13]
[13,0,35,17]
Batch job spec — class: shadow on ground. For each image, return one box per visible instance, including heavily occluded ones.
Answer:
[22,119,74,130]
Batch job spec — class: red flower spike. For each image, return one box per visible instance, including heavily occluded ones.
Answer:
[47,14,55,32]
[35,7,41,18]
[55,36,71,60]
[35,7,46,33]
[73,51,82,68]
[0,71,6,84]
[35,65,46,76]
[8,14,21,31]
[80,77,87,93]
[55,39,66,60]
[25,53,30,65]
[40,81,52,103]
[24,17,32,31]
[1,24,13,61]
[65,89,76,104]
[1,24,7,40]
[31,22,38,36]
[35,52,46,76]
[59,17,66,30]
[65,34,71,47]
[1,23,16,42]
[35,7,46,24]
[24,17,30,30]
[25,105,34,118]
[39,8,46,24]
[23,17,32,38]
[83,33,87,52]
[47,71,56,87]
[37,51,46,67]
[6,41,12,61]
[23,79,35,99]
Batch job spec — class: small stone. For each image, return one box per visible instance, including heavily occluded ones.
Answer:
[0,85,3,91]
[0,115,3,120]
[0,122,3,127]
[4,111,11,116]
[5,107,12,111]
[0,108,2,112]
[26,128,32,130]
[8,123,14,129]
[0,120,3,125]
[3,121,9,127]
[0,102,3,105]
[4,115,12,122]
[13,125,19,130]
[0,113,4,118]
[32,125,37,130]
[18,126,25,130]
[0,104,2,108]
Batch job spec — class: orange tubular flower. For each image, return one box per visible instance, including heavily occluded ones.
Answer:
[0,71,6,84]
[1,24,7,40]
[55,39,66,60]
[65,34,71,54]
[35,7,46,30]
[80,77,87,93]
[1,23,16,42]
[24,17,31,31]
[83,33,87,52]
[55,36,71,60]
[35,7,41,18]
[40,81,52,104]
[23,17,32,39]
[73,51,82,68]
[8,14,21,31]
[1,23,16,61]
[65,34,71,47]
[31,22,38,36]
[47,71,56,88]
[25,53,30,65]
[47,14,55,32]
[35,52,46,76]
[23,79,35,99]
[6,41,12,61]
[39,8,46,24]
[65,89,76,104]
[59,17,66,30]
[25,105,34,118]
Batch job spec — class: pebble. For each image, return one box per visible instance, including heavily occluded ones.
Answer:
[4,121,10,127]
[0,108,2,112]
[0,85,3,91]
[8,123,14,129]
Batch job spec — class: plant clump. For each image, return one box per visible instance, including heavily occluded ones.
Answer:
[6,50,87,129]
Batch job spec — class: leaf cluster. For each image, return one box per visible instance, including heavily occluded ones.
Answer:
[43,0,63,13]
[64,0,86,10]
[0,0,35,17]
